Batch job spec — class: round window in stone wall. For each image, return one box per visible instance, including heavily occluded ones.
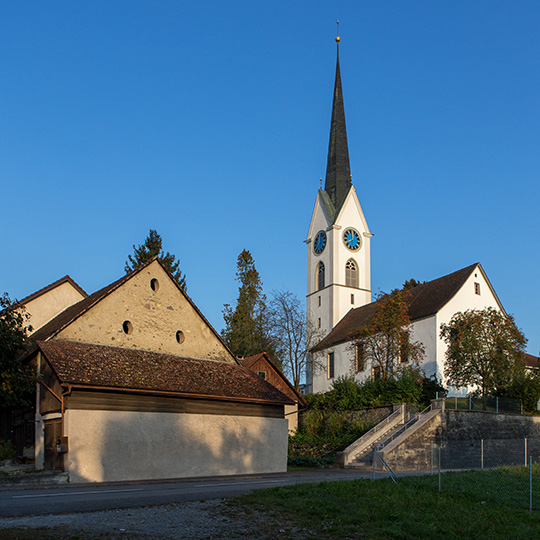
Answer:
[122,320,133,335]
[176,330,185,344]
[150,278,159,292]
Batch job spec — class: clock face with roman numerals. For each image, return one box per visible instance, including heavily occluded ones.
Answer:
[343,228,361,251]
[313,230,327,255]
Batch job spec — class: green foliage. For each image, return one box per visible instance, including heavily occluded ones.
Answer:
[287,456,335,468]
[307,370,439,411]
[353,289,425,381]
[288,419,374,459]
[441,308,527,397]
[222,250,278,360]
[504,368,540,413]
[0,293,36,407]
[125,229,187,290]
[0,439,16,460]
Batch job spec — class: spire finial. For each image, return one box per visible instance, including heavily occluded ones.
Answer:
[336,20,340,43]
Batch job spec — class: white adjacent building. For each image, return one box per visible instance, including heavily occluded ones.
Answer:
[306,41,505,396]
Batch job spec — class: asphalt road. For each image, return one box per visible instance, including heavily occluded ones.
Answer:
[0,470,371,517]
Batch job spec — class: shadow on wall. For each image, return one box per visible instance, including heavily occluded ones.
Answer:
[66,409,288,483]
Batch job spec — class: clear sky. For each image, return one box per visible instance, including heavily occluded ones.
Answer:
[2,1,539,357]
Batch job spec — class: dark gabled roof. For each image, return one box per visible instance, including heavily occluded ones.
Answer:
[324,44,352,219]
[314,263,480,351]
[37,340,294,405]
[17,275,87,307]
[241,352,307,407]
[524,353,539,369]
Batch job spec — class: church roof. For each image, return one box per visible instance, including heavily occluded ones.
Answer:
[524,353,539,369]
[38,340,294,405]
[324,44,352,219]
[313,263,482,351]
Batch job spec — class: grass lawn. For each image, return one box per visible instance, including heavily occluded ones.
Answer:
[229,467,540,540]
[2,468,540,539]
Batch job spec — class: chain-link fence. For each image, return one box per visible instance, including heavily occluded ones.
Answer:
[373,438,540,511]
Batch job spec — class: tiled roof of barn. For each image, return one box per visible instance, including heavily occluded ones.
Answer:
[314,263,481,351]
[38,340,294,405]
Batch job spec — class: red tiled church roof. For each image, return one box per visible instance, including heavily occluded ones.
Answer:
[314,263,485,351]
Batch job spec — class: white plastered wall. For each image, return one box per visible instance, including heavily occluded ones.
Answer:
[436,265,503,395]
[26,282,86,333]
[63,409,288,483]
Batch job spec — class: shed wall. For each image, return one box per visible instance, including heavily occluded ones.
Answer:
[63,409,288,483]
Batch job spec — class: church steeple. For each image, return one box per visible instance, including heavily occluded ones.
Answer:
[324,35,352,213]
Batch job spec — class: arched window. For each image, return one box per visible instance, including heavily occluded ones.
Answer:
[317,262,325,291]
[345,259,358,288]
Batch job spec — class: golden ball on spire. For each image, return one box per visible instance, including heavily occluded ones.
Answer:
[335,36,341,43]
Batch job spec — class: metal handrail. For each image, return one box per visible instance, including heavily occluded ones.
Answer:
[344,406,404,458]
[378,403,433,449]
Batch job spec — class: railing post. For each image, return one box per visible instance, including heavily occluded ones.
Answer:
[468,394,472,411]
[525,438,528,466]
[481,439,484,470]
[372,449,376,480]
[431,441,433,475]
[496,397,499,414]
[530,456,533,512]
[438,448,441,492]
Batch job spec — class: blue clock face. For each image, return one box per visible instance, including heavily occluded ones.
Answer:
[314,230,327,255]
[343,228,361,251]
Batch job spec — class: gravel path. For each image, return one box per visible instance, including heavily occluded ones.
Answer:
[0,499,311,540]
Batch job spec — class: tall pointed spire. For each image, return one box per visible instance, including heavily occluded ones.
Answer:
[324,28,352,213]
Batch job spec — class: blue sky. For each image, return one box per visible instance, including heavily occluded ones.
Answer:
[2,1,539,357]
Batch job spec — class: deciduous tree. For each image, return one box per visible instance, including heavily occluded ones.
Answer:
[268,290,323,389]
[125,229,187,290]
[351,290,425,381]
[440,307,526,398]
[0,293,35,407]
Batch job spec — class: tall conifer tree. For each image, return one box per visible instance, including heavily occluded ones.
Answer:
[125,229,187,290]
[222,250,277,360]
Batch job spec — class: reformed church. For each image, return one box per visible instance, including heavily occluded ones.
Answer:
[305,38,506,396]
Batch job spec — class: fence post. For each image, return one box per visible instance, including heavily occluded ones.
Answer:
[530,456,533,512]
[372,449,375,480]
[438,447,441,492]
[525,438,528,467]
[431,441,433,475]
[496,397,499,414]
[481,439,484,470]
[469,394,472,411]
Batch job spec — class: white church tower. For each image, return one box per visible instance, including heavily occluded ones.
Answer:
[306,36,372,345]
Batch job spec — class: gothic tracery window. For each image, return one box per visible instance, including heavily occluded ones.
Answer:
[317,262,325,291]
[345,259,358,288]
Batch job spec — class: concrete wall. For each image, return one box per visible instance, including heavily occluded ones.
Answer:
[58,260,235,363]
[381,410,540,472]
[63,409,288,483]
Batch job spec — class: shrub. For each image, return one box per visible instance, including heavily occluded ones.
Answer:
[0,440,16,461]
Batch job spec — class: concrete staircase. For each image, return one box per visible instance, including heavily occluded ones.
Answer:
[337,403,439,470]
[337,403,410,469]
